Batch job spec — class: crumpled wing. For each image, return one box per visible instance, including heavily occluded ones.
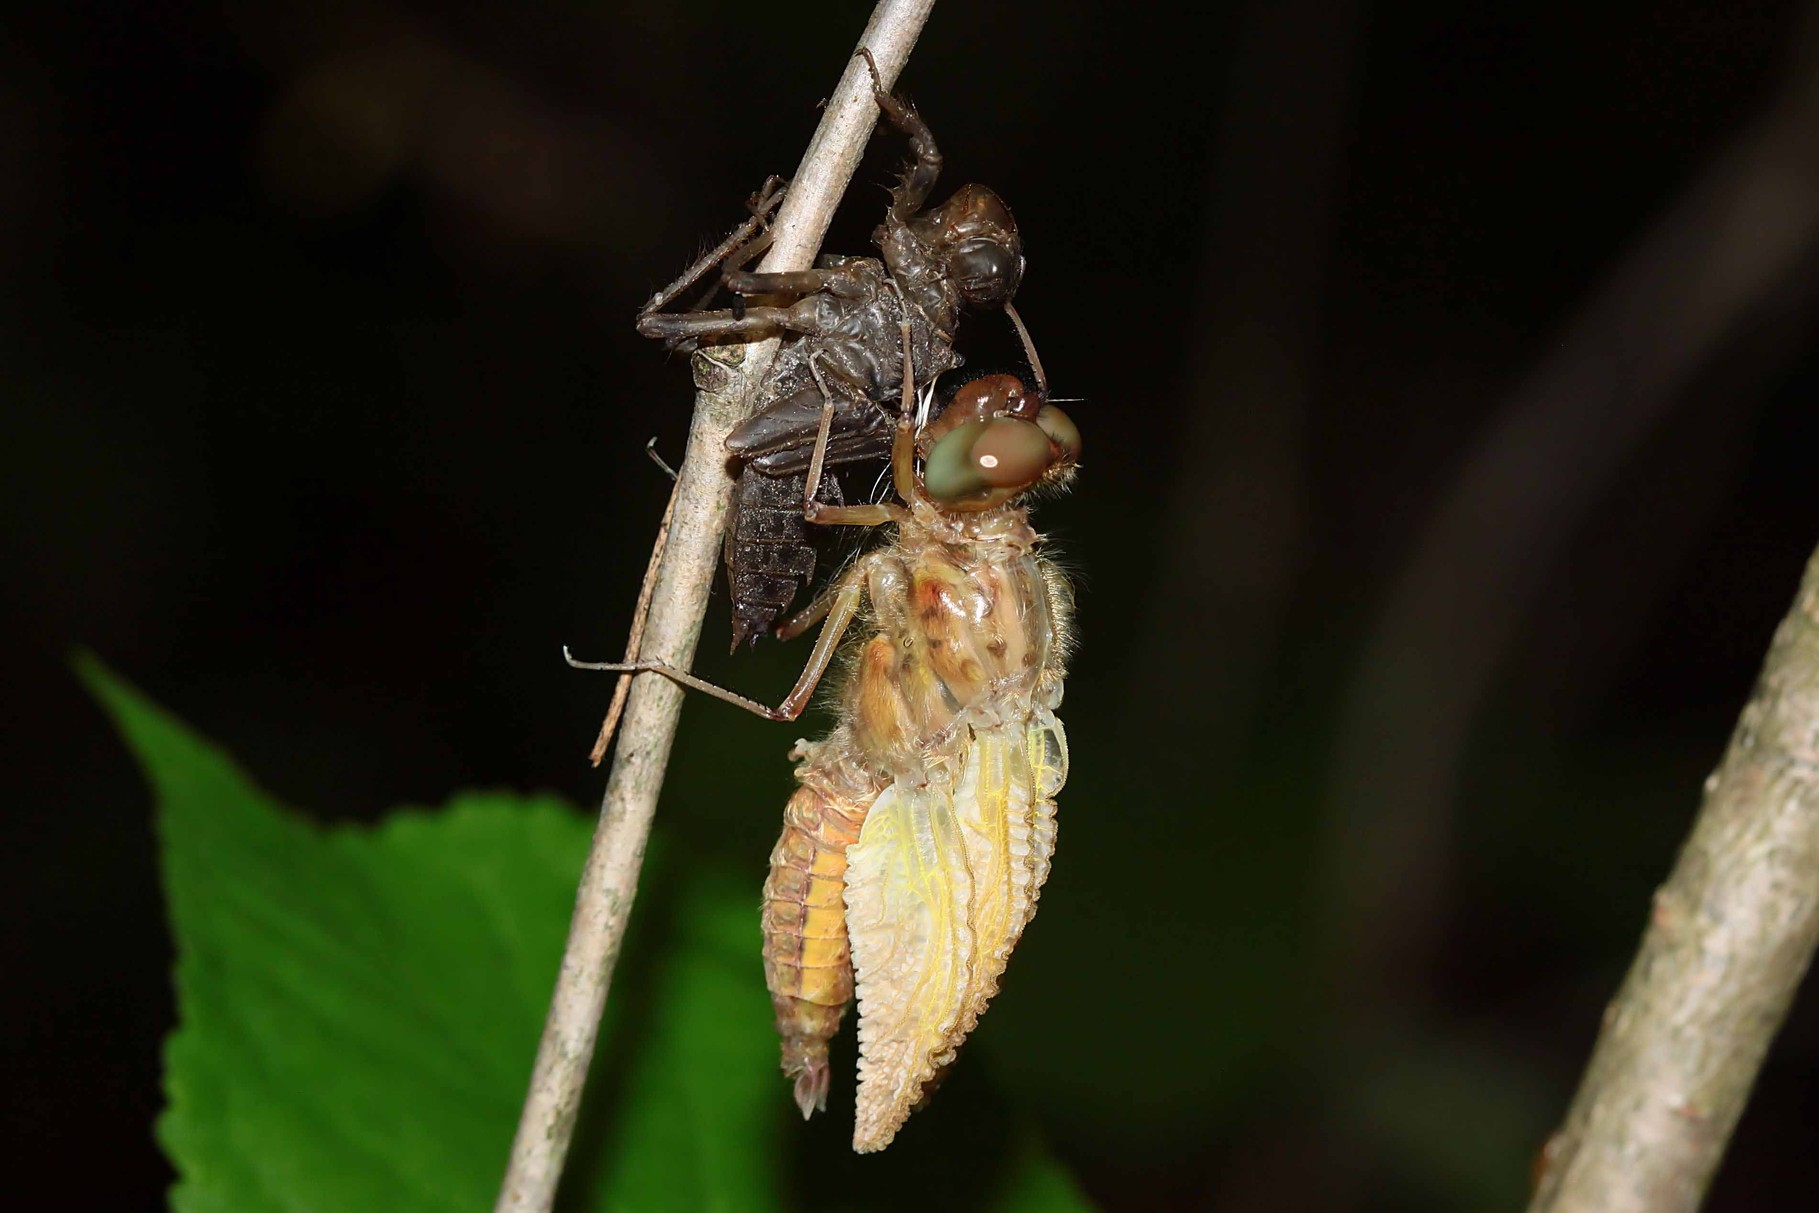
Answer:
[948,714,1063,1041]
[844,777,975,1153]
[844,710,1067,1152]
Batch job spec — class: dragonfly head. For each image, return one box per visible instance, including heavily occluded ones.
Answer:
[912,185,1025,305]
[919,372,1080,511]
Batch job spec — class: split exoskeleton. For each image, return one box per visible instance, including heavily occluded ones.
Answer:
[636,50,1037,649]
[576,323,1081,1149]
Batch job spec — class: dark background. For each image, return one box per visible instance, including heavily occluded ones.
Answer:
[9,1,1819,1209]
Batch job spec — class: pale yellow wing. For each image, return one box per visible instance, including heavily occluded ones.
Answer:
[845,710,1069,1152]
[845,779,975,1152]
[948,718,1045,1041]
[1020,708,1068,927]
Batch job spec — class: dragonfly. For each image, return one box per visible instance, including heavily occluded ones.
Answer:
[637,50,1040,650]
[570,343,1080,1151]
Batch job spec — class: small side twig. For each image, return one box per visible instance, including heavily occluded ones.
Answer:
[586,475,675,766]
[494,5,937,1211]
[1528,543,1819,1213]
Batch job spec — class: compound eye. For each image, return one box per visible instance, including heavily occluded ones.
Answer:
[947,240,1023,303]
[960,373,1040,420]
[923,417,1054,506]
[1035,404,1081,465]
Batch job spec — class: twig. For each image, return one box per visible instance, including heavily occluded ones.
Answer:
[1527,543,1819,1213]
[587,477,676,766]
[493,5,937,1210]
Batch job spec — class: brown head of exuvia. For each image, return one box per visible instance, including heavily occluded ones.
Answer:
[908,184,1026,306]
[917,371,1079,512]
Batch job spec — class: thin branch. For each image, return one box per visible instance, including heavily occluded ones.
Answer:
[493,5,937,1210]
[1527,543,1819,1213]
[587,476,676,766]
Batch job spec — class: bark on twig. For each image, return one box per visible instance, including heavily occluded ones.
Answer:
[1528,544,1819,1213]
[493,5,936,1210]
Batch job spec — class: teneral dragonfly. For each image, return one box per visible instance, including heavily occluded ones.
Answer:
[637,50,1035,649]
[572,359,1079,1151]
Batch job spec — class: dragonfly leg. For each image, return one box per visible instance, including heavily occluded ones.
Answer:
[721,265,848,299]
[638,289,866,345]
[803,500,904,527]
[796,352,909,528]
[890,308,919,501]
[672,228,774,332]
[644,436,678,482]
[799,360,841,519]
[857,49,941,221]
[636,305,793,343]
[636,175,786,318]
[565,555,878,723]
[772,569,847,642]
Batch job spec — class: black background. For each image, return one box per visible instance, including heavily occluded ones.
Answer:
[9,1,1819,1209]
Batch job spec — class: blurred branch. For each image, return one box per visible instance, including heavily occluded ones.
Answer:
[1528,543,1819,1213]
[492,5,936,1211]
[1324,7,1819,1003]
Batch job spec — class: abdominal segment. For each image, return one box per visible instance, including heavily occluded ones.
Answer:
[761,769,875,1119]
[843,711,1067,1152]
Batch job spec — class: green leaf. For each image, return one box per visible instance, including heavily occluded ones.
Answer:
[79,655,1093,1212]
[584,866,784,1213]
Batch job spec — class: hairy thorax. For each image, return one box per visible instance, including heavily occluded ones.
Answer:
[843,503,1064,783]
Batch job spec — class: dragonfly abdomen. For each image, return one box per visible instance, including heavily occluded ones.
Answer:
[724,466,843,649]
[761,750,879,1119]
